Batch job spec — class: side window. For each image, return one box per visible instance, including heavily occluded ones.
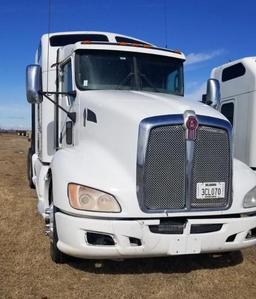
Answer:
[166,69,182,94]
[61,61,73,104]
[222,63,246,82]
[62,62,72,92]
[221,102,234,126]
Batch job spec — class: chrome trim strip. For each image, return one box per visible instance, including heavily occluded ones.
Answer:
[185,140,195,210]
[184,110,197,210]
[136,114,233,213]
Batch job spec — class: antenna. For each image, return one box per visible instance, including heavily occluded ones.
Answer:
[46,0,52,91]
[164,0,168,48]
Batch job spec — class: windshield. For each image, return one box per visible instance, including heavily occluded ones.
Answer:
[75,50,184,95]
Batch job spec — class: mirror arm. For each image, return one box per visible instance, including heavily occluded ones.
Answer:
[42,90,77,97]
[39,91,76,123]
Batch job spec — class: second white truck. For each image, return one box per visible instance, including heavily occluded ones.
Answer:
[26,32,256,263]
[211,57,256,170]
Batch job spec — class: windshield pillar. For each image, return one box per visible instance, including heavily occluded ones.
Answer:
[133,56,140,90]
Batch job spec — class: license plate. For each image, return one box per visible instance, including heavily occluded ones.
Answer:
[196,182,225,199]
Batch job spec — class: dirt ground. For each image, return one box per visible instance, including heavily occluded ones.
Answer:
[1,133,256,299]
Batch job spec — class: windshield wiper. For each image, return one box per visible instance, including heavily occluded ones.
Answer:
[139,73,161,93]
[115,72,161,93]
[115,72,134,90]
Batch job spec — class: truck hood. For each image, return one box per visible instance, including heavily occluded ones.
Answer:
[78,90,226,123]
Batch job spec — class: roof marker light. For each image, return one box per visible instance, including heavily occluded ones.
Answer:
[81,40,92,44]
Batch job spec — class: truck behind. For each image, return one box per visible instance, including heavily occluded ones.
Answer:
[211,57,256,170]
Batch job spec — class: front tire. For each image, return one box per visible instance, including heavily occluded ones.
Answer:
[48,187,68,264]
[50,206,67,263]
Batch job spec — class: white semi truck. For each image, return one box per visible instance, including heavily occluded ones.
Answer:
[211,57,256,170]
[26,32,256,263]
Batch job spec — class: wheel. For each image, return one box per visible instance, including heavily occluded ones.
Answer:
[48,188,68,264]
[50,206,67,263]
[27,147,35,189]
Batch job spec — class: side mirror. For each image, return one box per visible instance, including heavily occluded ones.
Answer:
[26,64,43,104]
[205,78,221,109]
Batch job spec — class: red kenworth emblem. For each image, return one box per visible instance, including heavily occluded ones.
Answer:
[184,112,198,140]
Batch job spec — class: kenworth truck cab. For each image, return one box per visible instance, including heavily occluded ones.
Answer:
[26,32,256,263]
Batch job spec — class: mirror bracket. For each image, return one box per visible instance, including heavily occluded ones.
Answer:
[40,92,77,123]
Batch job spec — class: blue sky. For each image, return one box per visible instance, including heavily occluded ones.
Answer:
[0,0,255,128]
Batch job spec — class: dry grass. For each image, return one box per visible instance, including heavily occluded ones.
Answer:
[1,133,256,299]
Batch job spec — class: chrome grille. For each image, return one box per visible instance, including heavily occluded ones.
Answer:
[143,125,186,210]
[191,126,231,208]
[137,115,232,212]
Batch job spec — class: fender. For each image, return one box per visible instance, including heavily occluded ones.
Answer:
[50,140,136,217]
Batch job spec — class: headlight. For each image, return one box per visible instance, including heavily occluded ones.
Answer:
[68,183,121,212]
[243,186,256,208]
